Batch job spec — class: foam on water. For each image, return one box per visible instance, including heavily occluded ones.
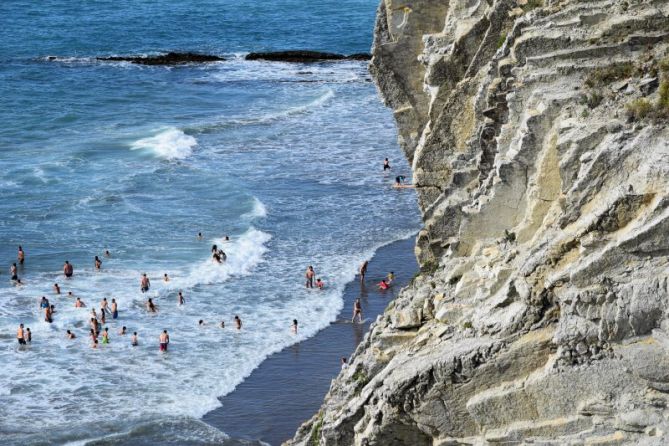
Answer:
[242,197,268,220]
[130,128,198,160]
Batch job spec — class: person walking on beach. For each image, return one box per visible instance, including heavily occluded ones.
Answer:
[94,256,102,270]
[17,246,25,265]
[111,299,118,319]
[159,330,170,352]
[305,266,315,288]
[63,260,73,278]
[359,261,368,282]
[17,324,26,345]
[383,158,391,171]
[140,273,150,293]
[10,263,18,281]
[177,291,185,305]
[234,315,242,330]
[352,298,363,323]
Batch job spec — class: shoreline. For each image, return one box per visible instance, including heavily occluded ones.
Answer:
[202,236,418,445]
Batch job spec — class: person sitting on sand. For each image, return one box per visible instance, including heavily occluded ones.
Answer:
[75,297,86,308]
[316,278,324,290]
[378,279,390,290]
[159,330,169,352]
[18,245,25,265]
[94,256,102,270]
[292,319,298,334]
[140,273,150,293]
[352,298,363,323]
[63,260,74,278]
[146,298,157,313]
[234,315,242,330]
[163,273,170,282]
[53,283,61,294]
[66,330,76,340]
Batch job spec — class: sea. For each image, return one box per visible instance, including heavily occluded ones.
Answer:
[0,1,421,445]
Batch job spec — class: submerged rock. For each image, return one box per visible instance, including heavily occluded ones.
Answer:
[245,50,370,62]
[97,52,225,65]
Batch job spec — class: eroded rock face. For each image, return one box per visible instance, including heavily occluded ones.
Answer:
[287,0,669,445]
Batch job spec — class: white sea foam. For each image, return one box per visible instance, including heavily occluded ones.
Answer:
[242,197,268,220]
[130,128,197,160]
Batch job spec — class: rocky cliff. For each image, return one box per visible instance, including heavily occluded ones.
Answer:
[288,0,669,444]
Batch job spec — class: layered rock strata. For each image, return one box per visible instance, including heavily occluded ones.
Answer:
[288,0,669,444]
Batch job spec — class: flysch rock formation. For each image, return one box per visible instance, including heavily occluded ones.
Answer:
[287,0,669,445]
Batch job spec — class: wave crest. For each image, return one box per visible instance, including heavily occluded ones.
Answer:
[130,128,197,160]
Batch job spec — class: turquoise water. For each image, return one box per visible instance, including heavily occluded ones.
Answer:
[0,1,420,444]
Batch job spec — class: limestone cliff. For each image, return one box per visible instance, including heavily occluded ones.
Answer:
[288,0,669,444]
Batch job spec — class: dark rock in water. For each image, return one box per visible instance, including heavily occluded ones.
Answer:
[346,53,372,61]
[97,52,225,65]
[245,51,372,63]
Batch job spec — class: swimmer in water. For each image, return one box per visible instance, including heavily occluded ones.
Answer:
[352,298,363,323]
[75,297,86,308]
[197,232,203,240]
[163,273,170,282]
[292,319,298,334]
[40,296,50,310]
[92,338,98,349]
[220,321,225,328]
[212,252,222,263]
[99,308,106,324]
[25,328,32,343]
[45,306,53,323]
[63,260,73,278]
[68,291,74,298]
[104,249,111,257]
[316,278,324,290]
[159,330,169,352]
[89,329,97,342]
[94,256,102,270]
[118,326,127,335]
[140,273,150,293]
[18,245,25,265]
[234,315,242,330]
[10,262,18,281]
[90,318,99,336]
[305,265,315,288]
[100,298,110,315]
[111,299,118,319]
[178,291,185,305]
[378,279,390,290]
[101,327,110,344]
[224,235,230,242]
[218,250,227,262]
[66,330,76,339]
[53,283,61,294]
[17,324,26,345]
[383,157,391,171]
[387,271,395,283]
[146,298,157,313]
[211,244,218,254]
[198,319,205,326]
[359,261,368,281]
[131,332,138,346]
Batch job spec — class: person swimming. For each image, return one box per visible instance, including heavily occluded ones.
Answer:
[234,315,242,330]
[68,291,74,298]
[104,249,111,257]
[66,330,76,340]
[197,232,203,240]
[220,321,225,328]
[140,273,150,293]
[94,256,102,270]
[316,278,324,290]
[17,324,26,345]
[163,273,170,282]
[63,260,73,278]
[212,252,222,263]
[305,266,315,288]
[292,319,298,334]
[159,330,169,352]
[75,297,86,308]
[118,326,127,335]
[17,246,25,265]
[218,250,227,262]
[378,279,390,290]
[146,298,157,313]
[131,332,138,346]
[39,296,50,309]
[111,299,118,319]
[45,306,53,323]
[387,271,395,283]
[211,244,218,254]
[224,235,230,242]
[53,283,61,294]
[100,298,110,314]
[178,291,185,305]
[92,338,99,349]
[352,298,363,323]
[25,328,32,343]
[198,319,205,326]
[383,158,391,171]
[10,263,18,281]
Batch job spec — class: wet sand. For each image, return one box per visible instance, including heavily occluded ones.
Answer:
[203,236,418,445]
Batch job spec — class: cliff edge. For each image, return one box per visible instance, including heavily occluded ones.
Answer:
[288,0,669,444]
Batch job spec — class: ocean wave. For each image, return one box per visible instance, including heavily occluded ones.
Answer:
[242,197,268,220]
[130,128,197,160]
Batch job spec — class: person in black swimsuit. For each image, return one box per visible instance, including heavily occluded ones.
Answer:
[383,158,391,171]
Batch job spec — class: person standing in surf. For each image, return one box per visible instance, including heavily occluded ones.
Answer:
[63,260,73,278]
[17,246,25,265]
[383,158,391,171]
[291,319,298,334]
[53,283,61,294]
[352,298,363,323]
[17,324,26,345]
[10,263,18,282]
[159,330,169,352]
[177,291,185,305]
[146,298,157,313]
[131,332,139,346]
[111,299,118,319]
[140,273,150,293]
[94,256,102,270]
[234,315,242,330]
[359,261,368,282]
[305,266,315,288]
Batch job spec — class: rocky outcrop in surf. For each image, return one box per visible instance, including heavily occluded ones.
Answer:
[245,50,371,62]
[97,52,225,65]
[288,0,669,444]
